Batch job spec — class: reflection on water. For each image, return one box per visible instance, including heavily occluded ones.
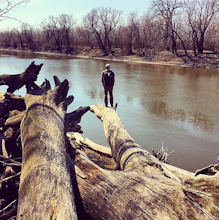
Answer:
[85,87,104,100]
[147,100,215,133]
[0,50,219,172]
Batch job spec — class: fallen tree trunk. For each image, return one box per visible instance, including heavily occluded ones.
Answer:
[17,78,81,220]
[68,103,219,220]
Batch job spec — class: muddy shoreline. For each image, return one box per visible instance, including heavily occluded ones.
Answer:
[1,48,219,70]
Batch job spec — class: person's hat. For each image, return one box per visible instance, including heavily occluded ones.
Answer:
[105,64,110,68]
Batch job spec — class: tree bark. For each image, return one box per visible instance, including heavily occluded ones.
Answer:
[69,103,219,220]
[17,79,78,220]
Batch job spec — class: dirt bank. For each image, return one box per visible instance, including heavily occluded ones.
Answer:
[1,47,219,70]
[78,49,219,70]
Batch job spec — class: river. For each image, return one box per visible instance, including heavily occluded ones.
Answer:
[0,50,219,172]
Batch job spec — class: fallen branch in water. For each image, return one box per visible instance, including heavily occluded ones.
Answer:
[152,142,174,164]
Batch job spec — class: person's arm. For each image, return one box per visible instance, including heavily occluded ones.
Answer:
[101,71,104,85]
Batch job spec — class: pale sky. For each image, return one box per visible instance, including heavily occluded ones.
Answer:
[0,0,152,30]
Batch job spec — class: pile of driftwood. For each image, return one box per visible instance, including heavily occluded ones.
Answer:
[0,62,218,220]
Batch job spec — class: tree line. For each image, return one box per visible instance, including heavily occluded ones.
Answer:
[0,0,219,57]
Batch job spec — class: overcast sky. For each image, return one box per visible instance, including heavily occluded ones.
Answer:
[0,0,152,30]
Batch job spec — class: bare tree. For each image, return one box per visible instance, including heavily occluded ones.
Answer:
[83,7,122,54]
[100,7,122,53]
[59,14,76,53]
[74,27,94,48]
[21,24,36,51]
[0,29,14,47]
[0,0,30,24]
[14,27,25,49]
[83,8,105,51]
[141,14,166,56]
[113,24,126,50]
[125,12,142,55]
[40,16,63,53]
[184,0,219,54]
[204,18,219,51]
[152,0,183,54]
[40,14,76,53]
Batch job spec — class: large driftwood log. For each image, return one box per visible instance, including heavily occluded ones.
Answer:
[0,79,89,219]
[69,103,219,220]
[17,77,89,220]
[0,61,42,93]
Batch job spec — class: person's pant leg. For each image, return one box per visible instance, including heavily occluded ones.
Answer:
[109,86,113,107]
[104,87,108,107]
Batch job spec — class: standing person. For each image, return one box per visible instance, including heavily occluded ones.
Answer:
[101,64,115,107]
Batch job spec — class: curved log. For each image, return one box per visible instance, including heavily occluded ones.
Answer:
[17,78,78,220]
[83,137,112,157]
[70,103,219,220]
[4,111,26,127]
[66,106,90,133]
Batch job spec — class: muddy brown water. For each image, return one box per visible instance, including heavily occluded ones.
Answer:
[0,50,219,172]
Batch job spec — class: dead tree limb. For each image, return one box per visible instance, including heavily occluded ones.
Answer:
[0,61,43,93]
[4,111,26,127]
[0,135,15,191]
[68,103,219,220]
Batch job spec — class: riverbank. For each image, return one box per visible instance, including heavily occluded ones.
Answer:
[76,48,219,70]
[1,47,219,70]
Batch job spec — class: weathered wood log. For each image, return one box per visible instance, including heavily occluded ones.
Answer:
[82,137,112,157]
[4,111,26,127]
[4,93,25,112]
[0,61,43,93]
[17,78,79,220]
[0,134,15,191]
[195,164,219,176]
[0,91,6,116]
[0,92,25,119]
[69,103,219,220]
[69,133,116,170]
[0,128,20,220]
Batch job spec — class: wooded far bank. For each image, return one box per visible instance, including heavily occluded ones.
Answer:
[1,0,219,62]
